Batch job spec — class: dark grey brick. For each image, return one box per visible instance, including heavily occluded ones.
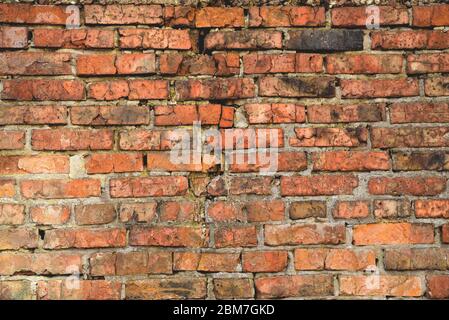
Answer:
[286,30,364,52]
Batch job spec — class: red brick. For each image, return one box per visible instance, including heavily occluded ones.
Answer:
[0,105,67,125]
[281,175,358,196]
[371,127,449,148]
[290,127,367,147]
[214,279,254,299]
[32,129,113,150]
[86,153,143,174]
[71,106,149,126]
[353,223,434,245]
[427,276,449,299]
[37,280,121,300]
[326,54,403,74]
[341,79,419,98]
[195,7,244,27]
[295,248,376,271]
[390,102,449,123]
[384,248,449,270]
[85,5,162,25]
[229,177,273,195]
[340,275,422,297]
[0,281,32,300]
[0,52,71,75]
[0,252,82,275]
[88,80,168,100]
[392,151,449,171]
[207,201,244,222]
[229,151,307,173]
[425,77,449,96]
[0,228,38,250]
[175,78,255,100]
[33,29,114,48]
[21,179,101,199]
[205,30,282,50]
[129,226,208,248]
[1,79,84,101]
[255,275,333,298]
[333,201,370,219]
[265,224,345,246]
[75,204,116,225]
[30,205,70,225]
[413,5,449,26]
[119,29,192,49]
[173,252,239,272]
[244,53,323,74]
[374,200,411,219]
[289,201,326,219]
[259,76,335,97]
[119,130,162,151]
[220,128,284,149]
[249,6,325,27]
[312,151,390,171]
[0,180,15,198]
[245,103,305,124]
[415,200,449,218]
[159,201,196,222]
[76,54,156,75]
[407,53,449,74]
[0,27,27,48]
[307,103,385,123]
[244,200,285,222]
[371,30,449,50]
[0,204,25,225]
[0,155,69,175]
[0,131,25,150]
[110,176,188,197]
[154,104,233,127]
[43,228,126,249]
[332,6,408,27]
[0,4,70,24]
[126,278,206,300]
[441,224,449,243]
[242,251,288,272]
[214,226,257,248]
[368,176,446,196]
[119,202,157,223]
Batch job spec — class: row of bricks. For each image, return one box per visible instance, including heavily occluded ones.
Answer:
[1,102,449,126]
[0,175,447,198]
[4,27,449,51]
[1,77,449,101]
[2,274,449,299]
[0,221,448,248]
[0,198,449,224]
[0,4,448,28]
[3,125,449,150]
[1,52,449,75]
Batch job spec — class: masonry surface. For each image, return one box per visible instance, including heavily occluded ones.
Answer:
[1,0,449,300]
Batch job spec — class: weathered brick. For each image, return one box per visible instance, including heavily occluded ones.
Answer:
[0,281,32,300]
[255,275,333,298]
[340,275,422,297]
[308,103,386,123]
[215,226,257,248]
[21,179,101,199]
[290,127,368,147]
[371,30,449,50]
[119,29,192,49]
[368,176,446,196]
[326,54,403,74]
[129,226,208,247]
[244,53,323,74]
[312,151,390,171]
[43,228,126,249]
[427,276,449,299]
[126,278,206,299]
[341,79,419,98]
[1,80,84,101]
[32,129,113,150]
[37,280,121,300]
[75,204,116,225]
[407,53,449,74]
[0,4,69,24]
[374,200,411,219]
[88,80,168,100]
[332,6,408,27]
[30,205,71,225]
[289,201,326,219]
[159,201,196,222]
[154,104,233,127]
[119,202,157,223]
[85,5,163,25]
[0,27,27,48]
[196,7,244,27]
[173,252,239,272]
[392,151,449,171]
[110,176,188,197]
[385,248,449,270]
[259,77,335,98]
[353,223,434,245]
[0,131,25,150]
[425,77,449,96]
[0,228,38,250]
[86,153,143,174]
[213,279,254,299]
[249,6,325,26]
[281,175,358,196]
[413,4,449,27]
[371,127,449,148]
[242,251,288,272]
[0,180,16,198]
[333,201,370,219]
[229,177,273,195]
[0,52,71,75]
[286,30,364,51]
[205,30,282,50]
[265,224,345,245]
[175,78,255,100]
[390,102,449,123]
[0,105,67,125]
[33,29,114,48]
[0,204,25,225]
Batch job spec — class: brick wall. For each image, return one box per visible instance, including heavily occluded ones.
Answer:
[1,0,449,300]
